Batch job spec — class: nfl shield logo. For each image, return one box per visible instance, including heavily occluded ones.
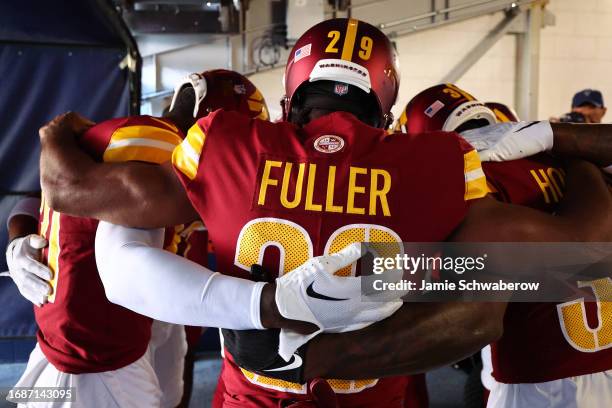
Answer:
[334,83,349,96]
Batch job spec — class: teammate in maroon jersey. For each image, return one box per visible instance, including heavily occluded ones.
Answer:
[394,87,612,406]
[5,70,269,407]
[34,18,611,407]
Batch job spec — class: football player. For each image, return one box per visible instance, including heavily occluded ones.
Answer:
[345,85,612,407]
[5,69,270,407]
[393,83,497,134]
[34,18,611,408]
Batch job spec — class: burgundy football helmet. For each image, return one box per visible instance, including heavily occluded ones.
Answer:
[394,83,496,133]
[485,102,520,122]
[282,18,400,128]
[170,69,269,121]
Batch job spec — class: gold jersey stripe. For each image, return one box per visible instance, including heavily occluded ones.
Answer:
[164,230,182,254]
[395,109,408,132]
[40,198,50,237]
[103,145,174,164]
[463,150,490,201]
[173,145,198,180]
[341,19,359,61]
[172,123,207,180]
[465,176,490,201]
[181,221,205,237]
[109,125,183,146]
[463,150,482,173]
[47,211,61,303]
[149,117,179,133]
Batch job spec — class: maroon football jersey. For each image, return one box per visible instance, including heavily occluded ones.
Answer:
[37,116,183,373]
[172,110,488,406]
[483,155,612,383]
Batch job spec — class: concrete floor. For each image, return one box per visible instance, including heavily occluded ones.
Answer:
[0,358,466,407]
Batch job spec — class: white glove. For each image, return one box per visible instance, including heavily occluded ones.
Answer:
[603,165,612,175]
[5,235,52,306]
[275,243,404,361]
[461,121,554,162]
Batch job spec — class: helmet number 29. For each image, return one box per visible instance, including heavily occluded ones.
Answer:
[325,31,341,53]
[358,36,373,60]
[325,30,374,61]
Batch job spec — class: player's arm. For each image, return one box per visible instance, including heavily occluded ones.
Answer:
[95,221,400,349]
[551,122,612,167]
[302,160,611,380]
[451,159,611,242]
[303,301,505,379]
[466,121,612,167]
[39,112,198,227]
[7,197,40,241]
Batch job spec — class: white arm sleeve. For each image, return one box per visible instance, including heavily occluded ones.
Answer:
[95,221,265,329]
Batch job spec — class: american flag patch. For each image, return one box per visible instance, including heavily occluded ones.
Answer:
[294,43,312,63]
[425,100,445,118]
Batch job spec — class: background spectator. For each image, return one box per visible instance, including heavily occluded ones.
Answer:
[553,89,607,123]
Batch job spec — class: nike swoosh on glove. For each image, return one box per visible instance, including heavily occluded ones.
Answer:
[460,121,554,162]
[275,243,405,361]
[5,235,52,306]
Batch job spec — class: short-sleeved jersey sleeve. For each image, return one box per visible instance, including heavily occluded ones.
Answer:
[172,109,260,183]
[80,116,183,164]
[171,117,209,182]
[172,110,267,231]
[457,136,491,201]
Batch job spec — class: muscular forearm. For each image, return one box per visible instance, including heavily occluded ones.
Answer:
[304,302,505,379]
[552,123,612,166]
[39,125,110,215]
[557,159,612,241]
[7,197,40,241]
[8,215,38,241]
[40,128,197,227]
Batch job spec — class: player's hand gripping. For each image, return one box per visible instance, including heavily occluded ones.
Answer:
[39,111,95,143]
[258,243,404,361]
[461,121,554,162]
[4,235,52,306]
